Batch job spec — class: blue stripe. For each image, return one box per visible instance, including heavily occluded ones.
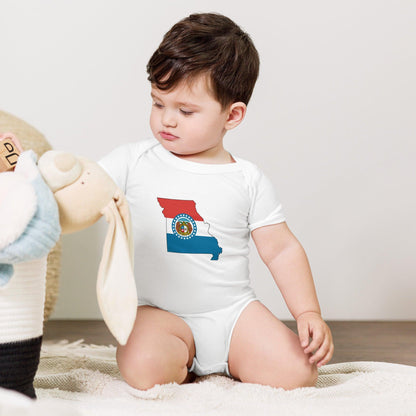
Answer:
[166,234,222,260]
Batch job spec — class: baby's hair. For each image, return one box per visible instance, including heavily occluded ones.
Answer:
[147,13,260,109]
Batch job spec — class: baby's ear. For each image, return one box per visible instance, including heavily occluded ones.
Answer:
[225,102,247,130]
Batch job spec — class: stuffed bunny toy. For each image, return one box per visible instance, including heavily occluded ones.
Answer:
[38,150,137,345]
[0,149,137,399]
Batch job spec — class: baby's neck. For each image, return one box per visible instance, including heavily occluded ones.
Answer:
[172,150,235,165]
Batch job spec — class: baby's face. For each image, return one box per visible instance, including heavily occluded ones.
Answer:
[150,75,232,163]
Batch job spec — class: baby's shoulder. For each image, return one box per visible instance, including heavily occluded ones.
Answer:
[233,157,278,200]
[235,156,264,182]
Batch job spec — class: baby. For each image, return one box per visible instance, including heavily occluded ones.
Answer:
[99,12,333,390]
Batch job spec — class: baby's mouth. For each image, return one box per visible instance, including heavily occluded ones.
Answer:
[160,131,179,141]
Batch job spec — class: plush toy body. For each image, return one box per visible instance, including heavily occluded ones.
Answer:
[0,151,61,398]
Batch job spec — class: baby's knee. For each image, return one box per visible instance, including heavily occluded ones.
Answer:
[117,348,162,390]
[116,345,188,390]
[296,360,318,388]
[269,355,318,390]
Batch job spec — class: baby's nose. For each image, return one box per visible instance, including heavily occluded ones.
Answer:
[161,109,178,128]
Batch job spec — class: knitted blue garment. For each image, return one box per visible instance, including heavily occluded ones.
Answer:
[0,265,13,286]
[0,151,61,286]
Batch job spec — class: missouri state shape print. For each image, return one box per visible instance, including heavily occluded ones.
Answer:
[157,198,222,260]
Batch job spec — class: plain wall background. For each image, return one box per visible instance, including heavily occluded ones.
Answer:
[1,0,415,320]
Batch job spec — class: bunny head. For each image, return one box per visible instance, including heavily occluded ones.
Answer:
[38,152,118,234]
[38,151,137,346]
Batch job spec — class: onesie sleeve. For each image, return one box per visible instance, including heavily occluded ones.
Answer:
[98,144,133,193]
[98,138,157,193]
[245,163,286,231]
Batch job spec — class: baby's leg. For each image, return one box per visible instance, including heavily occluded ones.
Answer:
[228,301,317,389]
[116,305,195,390]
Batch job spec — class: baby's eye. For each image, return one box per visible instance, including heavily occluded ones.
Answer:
[152,102,164,109]
[180,109,194,116]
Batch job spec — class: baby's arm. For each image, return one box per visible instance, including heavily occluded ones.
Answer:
[252,222,334,367]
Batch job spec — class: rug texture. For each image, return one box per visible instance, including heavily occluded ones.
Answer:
[0,340,415,415]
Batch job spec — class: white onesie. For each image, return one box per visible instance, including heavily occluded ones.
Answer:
[99,138,285,376]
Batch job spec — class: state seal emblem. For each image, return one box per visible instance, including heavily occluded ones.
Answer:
[172,213,197,240]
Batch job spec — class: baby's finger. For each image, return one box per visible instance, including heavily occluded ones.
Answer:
[297,322,311,348]
[317,343,334,367]
[304,331,324,354]
[309,339,330,364]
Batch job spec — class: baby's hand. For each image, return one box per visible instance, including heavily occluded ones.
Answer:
[296,311,334,367]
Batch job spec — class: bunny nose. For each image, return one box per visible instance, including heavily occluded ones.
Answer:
[38,150,82,192]
[55,153,78,172]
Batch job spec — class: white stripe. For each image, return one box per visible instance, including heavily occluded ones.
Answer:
[166,219,211,237]
[0,257,46,343]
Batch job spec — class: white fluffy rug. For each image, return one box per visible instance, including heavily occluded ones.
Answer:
[1,340,416,415]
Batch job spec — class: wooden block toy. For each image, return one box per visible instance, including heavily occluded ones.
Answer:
[0,133,23,172]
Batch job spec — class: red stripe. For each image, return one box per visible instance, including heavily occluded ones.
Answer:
[157,198,204,221]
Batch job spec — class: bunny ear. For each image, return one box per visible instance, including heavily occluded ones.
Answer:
[113,189,134,266]
[97,198,137,345]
